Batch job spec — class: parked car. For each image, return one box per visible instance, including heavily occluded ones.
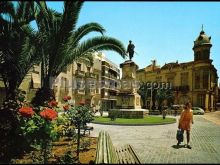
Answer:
[192,107,205,115]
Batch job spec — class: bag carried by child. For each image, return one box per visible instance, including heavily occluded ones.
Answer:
[176,129,183,143]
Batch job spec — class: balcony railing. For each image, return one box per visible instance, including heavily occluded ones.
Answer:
[85,72,96,78]
[75,70,85,77]
[173,85,190,92]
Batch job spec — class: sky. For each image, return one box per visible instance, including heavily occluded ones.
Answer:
[42,2,220,77]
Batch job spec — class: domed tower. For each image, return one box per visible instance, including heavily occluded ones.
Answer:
[193,27,212,61]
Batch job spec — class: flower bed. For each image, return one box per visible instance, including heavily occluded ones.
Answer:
[11,136,97,164]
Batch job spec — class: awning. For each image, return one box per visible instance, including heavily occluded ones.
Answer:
[0,81,5,88]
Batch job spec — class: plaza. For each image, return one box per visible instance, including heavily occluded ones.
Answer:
[89,112,220,163]
[1,1,220,164]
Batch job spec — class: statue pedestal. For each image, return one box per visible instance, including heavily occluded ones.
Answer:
[109,60,148,118]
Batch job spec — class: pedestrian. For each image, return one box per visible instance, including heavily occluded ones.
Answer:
[174,109,177,117]
[162,109,167,119]
[177,101,194,149]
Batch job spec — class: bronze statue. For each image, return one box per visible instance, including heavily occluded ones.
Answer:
[126,40,135,60]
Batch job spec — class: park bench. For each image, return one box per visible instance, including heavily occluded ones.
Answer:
[80,125,94,135]
[95,131,142,164]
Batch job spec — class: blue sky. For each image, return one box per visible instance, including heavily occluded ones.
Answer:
[44,2,220,77]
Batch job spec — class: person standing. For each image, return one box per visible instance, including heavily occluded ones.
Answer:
[178,101,194,149]
[162,109,167,119]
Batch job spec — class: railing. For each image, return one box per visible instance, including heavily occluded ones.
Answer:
[173,85,190,92]
[85,72,96,78]
[75,70,85,77]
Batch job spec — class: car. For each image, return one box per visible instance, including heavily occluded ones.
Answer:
[192,107,205,115]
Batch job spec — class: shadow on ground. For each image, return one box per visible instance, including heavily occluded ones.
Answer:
[171,144,186,149]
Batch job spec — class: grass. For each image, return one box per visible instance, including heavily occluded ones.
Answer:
[92,116,176,125]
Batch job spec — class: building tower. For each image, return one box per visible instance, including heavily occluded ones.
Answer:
[193,26,212,61]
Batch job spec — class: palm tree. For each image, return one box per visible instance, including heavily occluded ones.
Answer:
[32,1,127,105]
[138,82,151,108]
[0,1,40,100]
[0,1,41,161]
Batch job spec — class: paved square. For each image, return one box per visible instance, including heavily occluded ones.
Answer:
[89,115,220,163]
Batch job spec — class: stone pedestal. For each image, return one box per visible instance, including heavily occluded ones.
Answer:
[109,60,148,118]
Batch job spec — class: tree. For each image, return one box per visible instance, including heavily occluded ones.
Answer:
[32,1,126,105]
[137,82,151,108]
[155,88,174,113]
[0,1,40,100]
[68,104,94,162]
[0,2,41,161]
[156,88,167,113]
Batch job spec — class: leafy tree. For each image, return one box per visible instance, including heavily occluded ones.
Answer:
[137,82,151,108]
[155,88,174,113]
[68,104,94,162]
[32,1,127,105]
[156,88,167,113]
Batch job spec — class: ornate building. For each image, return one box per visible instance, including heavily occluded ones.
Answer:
[137,29,218,111]
[0,52,120,111]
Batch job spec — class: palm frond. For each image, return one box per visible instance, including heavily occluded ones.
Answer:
[52,36,126,76]
[69,22,106,48]
[59,1,84,42]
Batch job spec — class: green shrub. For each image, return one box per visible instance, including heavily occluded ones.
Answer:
[109,110,119,121]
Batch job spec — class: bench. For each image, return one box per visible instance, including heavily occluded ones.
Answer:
[77,125,94,135]
[95,131,142,164]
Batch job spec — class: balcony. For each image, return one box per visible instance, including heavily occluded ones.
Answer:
[86,88,96,96]
[85,72,96,79]
[173,85,190,93]
[75,70,85,77]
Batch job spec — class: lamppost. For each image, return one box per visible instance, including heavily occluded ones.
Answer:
[150,85,153,111]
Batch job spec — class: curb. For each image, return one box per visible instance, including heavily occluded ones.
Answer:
[91,120,177,126]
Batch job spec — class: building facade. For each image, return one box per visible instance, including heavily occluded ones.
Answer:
[0,52,120,111]
[137,29,219,111]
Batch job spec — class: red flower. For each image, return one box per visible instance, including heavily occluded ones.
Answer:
[79,99,85,106]
[48,100,58,107]
[63,96,68,101]
[67,96,71,100]
[63,105,69,111]
[40,108,58,121]
[19,107,34,118]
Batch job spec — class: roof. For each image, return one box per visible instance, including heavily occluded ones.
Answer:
[193,30,212,48]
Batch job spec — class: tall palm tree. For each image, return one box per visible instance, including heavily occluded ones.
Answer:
[0,1,42,161]
[32,1,127,105]
[0,1,40,100]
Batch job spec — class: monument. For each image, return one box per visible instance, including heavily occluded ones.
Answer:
[109,41,149,118]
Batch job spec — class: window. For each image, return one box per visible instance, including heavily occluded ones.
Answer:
[167,77,175,86]
[61,77,68,92]
[77,63,81,71]
[197,94,205,107]
[194,72,200,89]
[203,70,209,89]
[181,72,189,86]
